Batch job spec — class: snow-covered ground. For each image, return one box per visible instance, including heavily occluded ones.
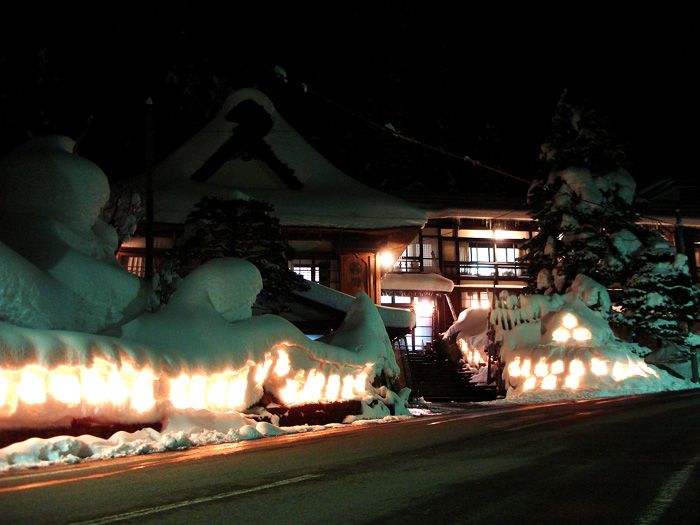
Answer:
[0,410,413,472]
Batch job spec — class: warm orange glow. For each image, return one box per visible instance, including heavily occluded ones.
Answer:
[591,358,608,376]
[520,359,532,377]
[353,372,367,394]
[130,370,155,413]
[279,378,300,404]
[569,359,586,377]
[551,360,565,375]
[0,373,10,409]
[274,349,291,377]
[226,374,247,409]
[379,251,394,269]
[508,357,521,377]
[572,327,592,342]
[48,367,81,406]
[255,357,273,384]
[341,375,355,399]
[534,357,549,377]
[18,366,47,405]
[325,374,341,400]
[523,376,536,391]
[552,327,571,343]
[564,374,579,389]
[189,375,208,409]
[169,374,190,409]
[479,298,491,309]
[562,313,578,330]
[612,362,627,382]
[415,300,434,318]
[541,374,557,390]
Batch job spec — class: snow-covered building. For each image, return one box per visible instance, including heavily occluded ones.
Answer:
[381,188,700,353]
[119,89,426,312]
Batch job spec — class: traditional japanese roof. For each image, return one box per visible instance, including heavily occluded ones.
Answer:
[152,89,426,230]
[381,272,455,293]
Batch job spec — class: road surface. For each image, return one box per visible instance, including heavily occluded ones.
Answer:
[1,389,699,524]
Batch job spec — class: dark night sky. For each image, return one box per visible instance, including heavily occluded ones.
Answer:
[1,1,697,196]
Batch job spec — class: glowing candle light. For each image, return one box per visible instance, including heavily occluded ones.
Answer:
[551,360,565,375]
[564,374,579,389]
[255,358,273,384]
[280,379,300,405]
[325,374,341,401]
[572,327,592,342]
[520,359,532,377]
[552,327,571,343]
[562,313,578,330]
[18,366,47,405]
[130,370,155,413]
[353,372,367,394]
[534,357,549,377]
[274,349,291,377]
[341,375,355,399]
[508,357,521,378]
[590,358,608,376]
[226,375,248,409]
[82,366,108,405]
[207,375,229,409]
[0,372,9,408]
[169,374,191,409]
[612,362,627,382]
[48,367,81,406]
[189,375,208,409]
[108,368,130,406]
[569,359,586,377]
[523,376,536,391]
[541,374,558,390]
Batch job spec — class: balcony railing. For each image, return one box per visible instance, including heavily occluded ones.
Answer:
[442,261,528,280]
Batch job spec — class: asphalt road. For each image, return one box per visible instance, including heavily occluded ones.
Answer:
[1,390,699,525]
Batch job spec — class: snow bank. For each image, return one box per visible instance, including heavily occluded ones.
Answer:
[0,259,404,431]
[492,276,693,401]
[0,137,149,333]
[0,412,411,472]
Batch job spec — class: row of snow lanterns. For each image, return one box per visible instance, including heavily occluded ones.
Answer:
[0,349,369,418]
[507,313,658,391]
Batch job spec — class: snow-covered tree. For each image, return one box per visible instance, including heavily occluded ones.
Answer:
[521,91,641,296]
[614,232,700,348]
[100,180,145,248]
[165,196,307,312]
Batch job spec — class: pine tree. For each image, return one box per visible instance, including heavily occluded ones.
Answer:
[614,230,700,348]
[520,91,641,296]
[164,196,307,312]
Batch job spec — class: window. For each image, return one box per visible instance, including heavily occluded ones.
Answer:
[461,291,491,310]
[126,256,146,278]
[458,241,523,277]
[394,236,438,273]
[289,258,339,289]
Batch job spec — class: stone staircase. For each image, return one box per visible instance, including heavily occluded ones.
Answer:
[406,351,499,402]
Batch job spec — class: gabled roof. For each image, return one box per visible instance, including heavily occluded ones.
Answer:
[153,89,426,230]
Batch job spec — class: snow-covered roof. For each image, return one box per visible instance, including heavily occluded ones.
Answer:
[294,281,415,329]
[152,89,426,230]
[381,272,455,293]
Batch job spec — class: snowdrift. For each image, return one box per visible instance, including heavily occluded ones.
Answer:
[0,136,410,465]
[0,136,149,333]
[492,276,694,401]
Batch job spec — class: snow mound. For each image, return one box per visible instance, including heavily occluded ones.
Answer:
[0,136,109,230]
[492,276,693,401]
[0,414,408,472]
[0,136,149,333]
[169,258,262,322]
